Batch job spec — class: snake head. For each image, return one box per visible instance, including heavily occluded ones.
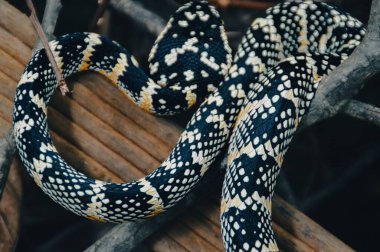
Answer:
[148,1,232,112]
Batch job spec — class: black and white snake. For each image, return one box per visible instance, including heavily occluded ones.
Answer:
[13,1,365,251]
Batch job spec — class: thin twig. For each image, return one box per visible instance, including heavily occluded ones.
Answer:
[342,100,380,128]
[26,0,69,95]
[89,0,110,32]
[110,0,166,36]
[302,0,380,127]
[0,129,16,199]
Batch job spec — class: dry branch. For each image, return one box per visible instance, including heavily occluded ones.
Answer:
[303,0,380,127]
[110,0,166,36]
[343,100,380,128]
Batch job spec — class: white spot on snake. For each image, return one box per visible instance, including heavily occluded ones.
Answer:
[183,70,194,81]
[178,20,189,27]
[164,38,199,66]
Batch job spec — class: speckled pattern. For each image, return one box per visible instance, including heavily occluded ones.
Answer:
[13,1,365,251]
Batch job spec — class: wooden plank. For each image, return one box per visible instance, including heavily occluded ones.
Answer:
[273,197,354,252]
[0,25,31,64]
[0,48,24,81]
[51,131,124,183]
[165,222,221,252]
[80,74,183,147]
[180,210,224,251]
[0,93,13,122]
[0,0,37,48]
[149,236,189,252]
[63,82,172,161]
[48,107,146,180]
[0,118,11,136]
[51,92,162,173]
[135,233,189,252]
[273,222,315,252]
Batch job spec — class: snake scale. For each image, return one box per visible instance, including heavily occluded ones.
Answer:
[13,1,365,251]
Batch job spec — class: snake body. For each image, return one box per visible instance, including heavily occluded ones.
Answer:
[13,1,365,251]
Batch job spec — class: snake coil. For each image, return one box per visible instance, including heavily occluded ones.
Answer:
[13,1,365,251]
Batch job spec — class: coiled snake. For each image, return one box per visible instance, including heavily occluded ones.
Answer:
[13,1,365,251]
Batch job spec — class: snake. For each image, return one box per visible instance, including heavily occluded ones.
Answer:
[13,1,365,251]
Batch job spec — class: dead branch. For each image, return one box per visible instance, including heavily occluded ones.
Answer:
[343,100,380,128]
[0,130,16,199]
[26,0,68,95]
[110,0,166,36]
[302,0,380,127]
